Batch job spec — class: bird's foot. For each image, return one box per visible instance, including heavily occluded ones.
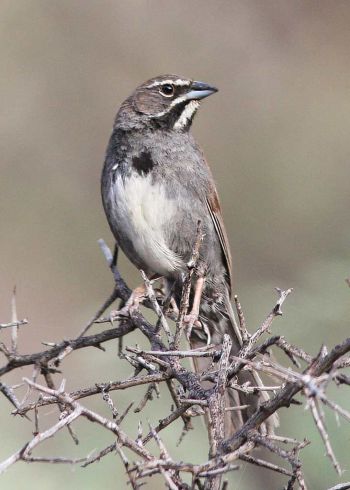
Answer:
[183,313,211,345]
[122,285,147,314]
[110,285,146,321]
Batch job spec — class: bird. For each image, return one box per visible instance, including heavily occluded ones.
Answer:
[101,74,276,435]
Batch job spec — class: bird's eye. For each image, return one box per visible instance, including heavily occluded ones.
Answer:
[159,84,174,97]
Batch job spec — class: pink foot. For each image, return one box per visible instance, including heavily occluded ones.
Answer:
[110,286,146,321]
[183,313,211,344]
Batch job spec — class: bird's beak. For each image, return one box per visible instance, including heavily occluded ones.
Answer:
[185,80,218,101]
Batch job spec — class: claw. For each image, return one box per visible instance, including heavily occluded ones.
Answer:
[109,310,117,324]
[109,308,128,323]
[203,323,211,345]
[108,285,146,323]
[184,313,201,341]
[121,285,147,316]
[183,313,211,345]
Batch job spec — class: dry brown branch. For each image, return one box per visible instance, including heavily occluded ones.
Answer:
[239,453,293,477]
[306,395,341,475]
[1,239,350,489]
[0,382,23,411]
[233,294,249,344]
[13,372,170,416]
[0,405,82,474]
[205,334,232,489]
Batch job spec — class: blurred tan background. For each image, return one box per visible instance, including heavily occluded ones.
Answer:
[1,1,350,488]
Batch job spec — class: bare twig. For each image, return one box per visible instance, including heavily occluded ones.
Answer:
[239,454,293,477]
[0,382,22,411]
[82,443,116,467]
[233,294,249,343]
[205,334,232,490]
[0,321,136,377]
[2,240,350,489]
[0,407,82,474]
[328,484,350,490]
[11,287,19,353]
[14,372,170,416]
[0,319,28,330]
[306,395,341,475]
[250,288,293,344]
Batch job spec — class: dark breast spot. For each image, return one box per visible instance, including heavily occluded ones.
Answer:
[132,151,154,175]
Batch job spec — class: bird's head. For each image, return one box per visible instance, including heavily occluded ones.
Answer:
[115,74,218,132]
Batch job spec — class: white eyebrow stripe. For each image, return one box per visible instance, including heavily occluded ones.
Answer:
[146,79,191,88]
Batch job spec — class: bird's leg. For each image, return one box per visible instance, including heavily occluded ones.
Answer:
[184,276,210,342]
[160,278,179,318]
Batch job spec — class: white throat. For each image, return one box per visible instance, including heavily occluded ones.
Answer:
[173,101,200,130]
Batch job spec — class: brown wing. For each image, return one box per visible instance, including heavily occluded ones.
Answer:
[206,185,233,296]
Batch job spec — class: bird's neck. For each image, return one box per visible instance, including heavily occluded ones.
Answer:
[113,125,195,152]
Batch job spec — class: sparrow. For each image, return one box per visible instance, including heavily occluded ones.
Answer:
[101,74,276,435]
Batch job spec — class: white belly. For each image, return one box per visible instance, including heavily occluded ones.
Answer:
[109,172,184,275]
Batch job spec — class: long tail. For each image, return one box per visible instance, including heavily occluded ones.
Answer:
[190,288,278,436]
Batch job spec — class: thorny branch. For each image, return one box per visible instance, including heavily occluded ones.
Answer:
[1,240,350,489]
